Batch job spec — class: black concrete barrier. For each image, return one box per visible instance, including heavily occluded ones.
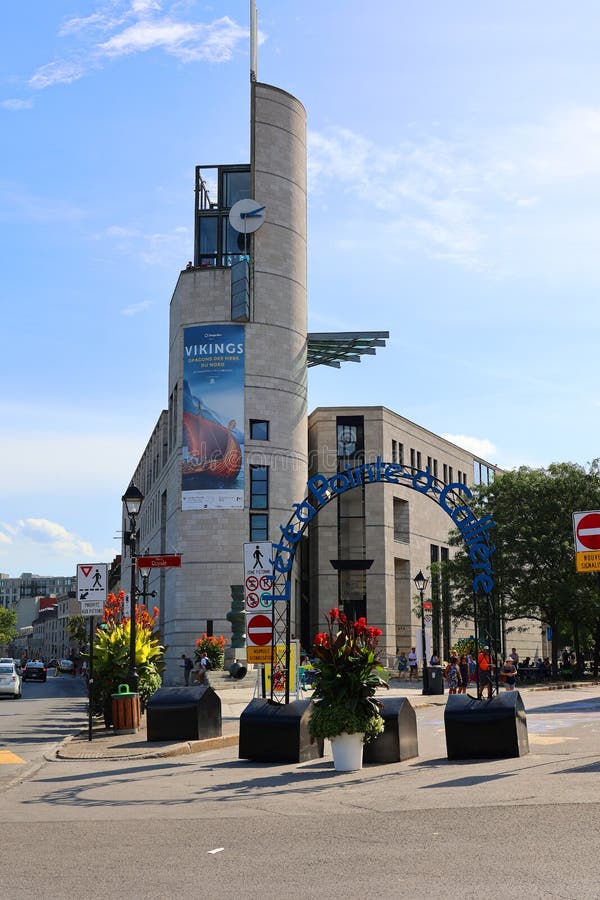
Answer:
[146,685,222,742]
[363,697,418,764]
[239,698,324,763]
[444,691,529,759]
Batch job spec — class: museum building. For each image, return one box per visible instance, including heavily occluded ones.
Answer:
[122,78,501,683]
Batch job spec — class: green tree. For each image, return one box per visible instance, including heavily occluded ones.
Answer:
[442,461,600,674]
[67,615,88,650]
[0,608,18,647]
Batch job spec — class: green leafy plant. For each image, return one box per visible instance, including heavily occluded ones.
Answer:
[309,608,389,743]
[90,591,165,715]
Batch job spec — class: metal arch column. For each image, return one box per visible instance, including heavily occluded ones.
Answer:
[267,461,498,705]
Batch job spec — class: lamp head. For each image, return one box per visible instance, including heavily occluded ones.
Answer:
[413,569,429,593]
[122,483,144,518]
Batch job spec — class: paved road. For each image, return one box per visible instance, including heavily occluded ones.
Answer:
[2,685,600,898]
[0,672,86,787]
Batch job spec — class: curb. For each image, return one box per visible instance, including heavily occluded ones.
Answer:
[55,730,240,761]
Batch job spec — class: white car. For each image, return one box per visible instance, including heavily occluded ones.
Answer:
[59,659,75,673]
[0,662,22,699]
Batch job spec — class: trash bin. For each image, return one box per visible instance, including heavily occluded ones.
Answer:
[111,683,141,734]
[146,685,222,742]
[424,665,445,695]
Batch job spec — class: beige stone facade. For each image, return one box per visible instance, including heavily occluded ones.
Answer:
[307,406,501,664]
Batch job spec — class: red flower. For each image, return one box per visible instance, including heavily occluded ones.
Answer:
[328,607,340,621]
[354,617,367,634]
[314,632,330,648]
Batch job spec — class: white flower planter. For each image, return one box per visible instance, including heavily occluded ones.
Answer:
[330,731,364,771]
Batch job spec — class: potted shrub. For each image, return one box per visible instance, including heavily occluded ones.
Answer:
[309,607,389,771]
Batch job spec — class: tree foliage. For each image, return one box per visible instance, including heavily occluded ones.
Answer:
[67,615,88,649]
[442,461,600,669]
[0,608,18,646]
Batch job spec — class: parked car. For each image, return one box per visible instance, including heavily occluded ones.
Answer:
[58,659,75,673]
[0,662,22,698]
[22,661,47,682]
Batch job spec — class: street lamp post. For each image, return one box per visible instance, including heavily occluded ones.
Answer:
[122,483,144,693]
[413,569,430,695]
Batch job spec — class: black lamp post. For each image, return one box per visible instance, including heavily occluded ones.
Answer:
[122,483,144,692]
[413,569,429,694]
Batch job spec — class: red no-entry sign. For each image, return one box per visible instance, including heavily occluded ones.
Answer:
[246,613,273,646]
[574,512,600,551]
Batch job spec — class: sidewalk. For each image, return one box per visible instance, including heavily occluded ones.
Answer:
[56,679,447,762]
[56,677,597,762]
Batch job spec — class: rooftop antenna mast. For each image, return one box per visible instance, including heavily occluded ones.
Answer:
[250,0,258,82]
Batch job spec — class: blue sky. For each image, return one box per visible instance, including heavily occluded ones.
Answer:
[1,0,599,577]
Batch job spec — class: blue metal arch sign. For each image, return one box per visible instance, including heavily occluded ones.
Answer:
[268,455,494,598]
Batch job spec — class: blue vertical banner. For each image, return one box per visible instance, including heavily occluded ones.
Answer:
[181,324,245,509]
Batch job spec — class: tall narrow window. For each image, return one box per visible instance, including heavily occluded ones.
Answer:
[250,513,268,541]
[416,451,422,469]
[410,448,416,468]
[392,440,398,463]
[250,465,268,509]
[393,498,409,542]
[399,443,404,465]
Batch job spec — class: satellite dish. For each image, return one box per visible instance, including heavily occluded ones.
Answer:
[229,199,266,234]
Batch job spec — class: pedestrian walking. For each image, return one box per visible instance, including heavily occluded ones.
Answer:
[397,651,408,681]
[477,645,494,699]
[458,655,469,693]
[445,655,462,694]
[408,647,418,681]
[181,653,193,686]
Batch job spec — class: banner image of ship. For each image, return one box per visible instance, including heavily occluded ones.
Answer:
[182,324,245,510]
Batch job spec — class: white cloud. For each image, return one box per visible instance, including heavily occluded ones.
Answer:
[120,300,153,316]
[29,60,87,90]
[1,99,33,111]
[442,433,497,461]
[28,5,248,91]
[308,107,600,280]
[18,518,93,557]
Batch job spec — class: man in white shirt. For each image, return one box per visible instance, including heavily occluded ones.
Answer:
[408,647,418,681]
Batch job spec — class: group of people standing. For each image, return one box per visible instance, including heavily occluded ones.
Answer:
[397,645,522,697]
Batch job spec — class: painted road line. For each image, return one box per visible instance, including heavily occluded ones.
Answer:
[0,750,26,764]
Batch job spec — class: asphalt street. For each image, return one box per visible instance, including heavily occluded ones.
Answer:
[2,683,600,899]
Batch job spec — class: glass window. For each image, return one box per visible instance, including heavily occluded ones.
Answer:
[392,440,397,463]
[198,215,218,264]
[336,418,364,460]
[222,169,251,208]
[223,218,248,262]
[250,420,269,441]
[410,449,416,469]
[416,451,422,469]
[250,513,268,541]
[250,465,268,509]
